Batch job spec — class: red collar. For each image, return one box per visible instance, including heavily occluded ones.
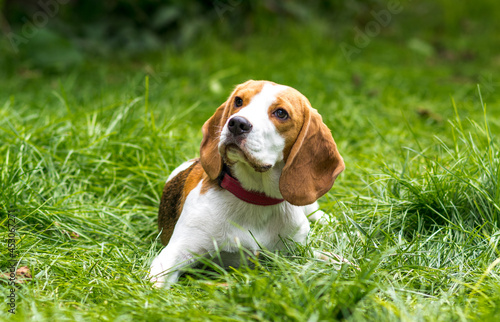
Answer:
[219,170,284,206]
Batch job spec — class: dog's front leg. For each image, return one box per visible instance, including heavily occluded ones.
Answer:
[303,201,330,224]
[149,242,198,288]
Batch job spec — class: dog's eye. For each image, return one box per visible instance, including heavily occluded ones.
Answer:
[273,108,289,120]
[234,96,243,107]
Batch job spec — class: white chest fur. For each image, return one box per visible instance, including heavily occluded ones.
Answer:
[174,182,310,253]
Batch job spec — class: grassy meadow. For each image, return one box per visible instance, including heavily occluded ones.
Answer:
[2,1,500,321]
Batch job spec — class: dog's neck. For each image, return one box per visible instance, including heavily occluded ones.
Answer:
[226,161,284,200]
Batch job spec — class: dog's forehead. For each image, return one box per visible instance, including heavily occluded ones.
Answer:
[236,80,268,94]
[250,83,289,105]
[237,81,304,105]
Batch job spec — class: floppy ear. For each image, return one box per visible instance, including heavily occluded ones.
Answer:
[200,100,231,179]
[279,106,345,206]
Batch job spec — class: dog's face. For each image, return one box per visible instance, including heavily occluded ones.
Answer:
[200,80,344,206]
[219,82,299,173]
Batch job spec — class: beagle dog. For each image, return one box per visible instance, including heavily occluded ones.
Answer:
[149,80,344,287]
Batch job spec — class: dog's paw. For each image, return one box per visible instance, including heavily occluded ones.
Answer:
[148,258,183,288]
[308,210,330,225]
[148,259,167,288]
[149,275,166,288]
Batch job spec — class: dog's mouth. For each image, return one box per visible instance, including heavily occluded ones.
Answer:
[220,143,272,173]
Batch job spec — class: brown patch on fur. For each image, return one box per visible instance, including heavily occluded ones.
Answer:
[201,175,222,194]
[183,161,205,197]
[158,159,206,245]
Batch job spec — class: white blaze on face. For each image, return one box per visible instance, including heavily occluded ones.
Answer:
[220,83,288,168]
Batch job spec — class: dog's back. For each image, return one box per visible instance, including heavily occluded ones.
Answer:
[158,159,202,245]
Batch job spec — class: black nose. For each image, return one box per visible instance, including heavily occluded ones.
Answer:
[227,116,253,136]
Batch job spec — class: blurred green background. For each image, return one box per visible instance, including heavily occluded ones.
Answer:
[1,0,499,72]
[1,0,499,125]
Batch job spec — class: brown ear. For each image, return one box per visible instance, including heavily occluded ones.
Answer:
[200,80,257,179]
[200,100,230,179]
[279,106,345,206]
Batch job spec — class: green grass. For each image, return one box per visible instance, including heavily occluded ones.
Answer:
[2,5,500,321]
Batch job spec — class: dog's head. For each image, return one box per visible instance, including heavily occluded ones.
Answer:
[200,80,344,206]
